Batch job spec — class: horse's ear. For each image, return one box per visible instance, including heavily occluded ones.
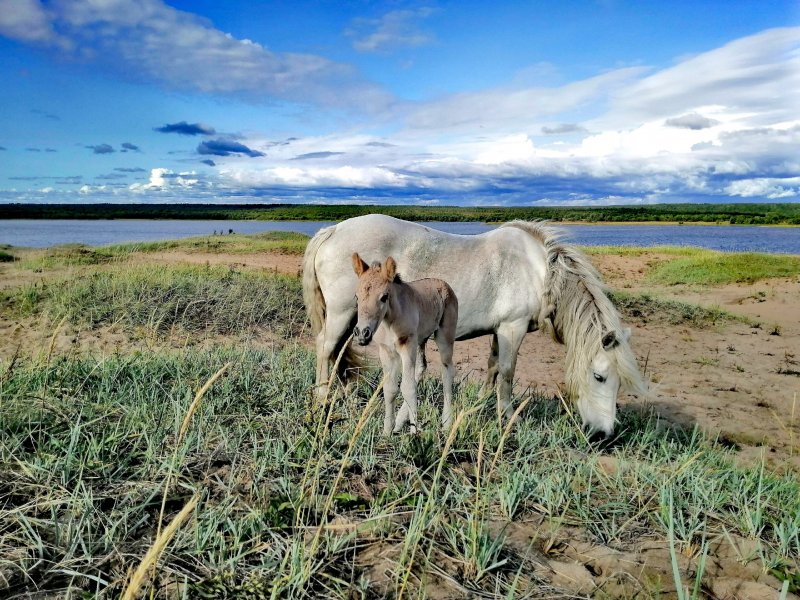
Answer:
[602,330,619,350]
[384,256,397,282]
[352,253,369,276]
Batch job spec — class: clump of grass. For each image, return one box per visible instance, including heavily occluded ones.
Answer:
[0,264,306,338]
[0,249,16,263]
[2,345,798,598]
[609,290,743,327]
[646,251,800,286]
[106,231,310,256]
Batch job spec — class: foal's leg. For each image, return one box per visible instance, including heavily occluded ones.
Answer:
[495,319,527,422]
[378,344,402,436]
[434,330,455,431]
[393,342,419,434]
[480,334,499,396]
[316,308,355,400]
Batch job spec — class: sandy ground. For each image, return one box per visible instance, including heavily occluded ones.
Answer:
[1,249,798,472]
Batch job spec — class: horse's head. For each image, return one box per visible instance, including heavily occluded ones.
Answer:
[351,253,397,346]
[576,327,632,438]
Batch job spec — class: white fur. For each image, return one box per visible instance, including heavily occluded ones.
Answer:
[303,215,646,433]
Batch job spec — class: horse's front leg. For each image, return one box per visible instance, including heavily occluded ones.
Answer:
[480,334,499,396]
[495,320,527,423]
[378,344,402,436]
[393,341,419,434]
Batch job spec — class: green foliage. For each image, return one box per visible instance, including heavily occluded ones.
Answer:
[646,251,800,285]
[0,249,15,262]
[609,290,743,326]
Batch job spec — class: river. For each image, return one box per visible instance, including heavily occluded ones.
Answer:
[0,219,798,253]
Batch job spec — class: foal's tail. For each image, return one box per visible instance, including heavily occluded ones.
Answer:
[302,225,365,384]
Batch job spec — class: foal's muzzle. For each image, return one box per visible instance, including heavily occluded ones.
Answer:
[354,325,372,346]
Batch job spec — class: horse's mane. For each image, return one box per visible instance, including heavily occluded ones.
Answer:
[501,221,647,400]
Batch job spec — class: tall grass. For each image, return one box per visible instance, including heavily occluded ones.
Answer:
[1,345,797,597]
[1,264,306,338]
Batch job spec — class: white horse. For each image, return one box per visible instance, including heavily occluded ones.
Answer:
[303,214,646,436]
[352,253,458,435]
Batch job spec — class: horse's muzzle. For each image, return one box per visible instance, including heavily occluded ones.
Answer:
[354,326,372,346]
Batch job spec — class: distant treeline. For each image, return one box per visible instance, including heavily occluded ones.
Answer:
[2,202,799,225]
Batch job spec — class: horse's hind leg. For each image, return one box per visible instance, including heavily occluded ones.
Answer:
[434,330,455,431]
[316,308,355,400]
[480,334,499,396]
[495,320,527,422]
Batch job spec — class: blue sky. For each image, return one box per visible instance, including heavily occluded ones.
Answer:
[0,1,798,206]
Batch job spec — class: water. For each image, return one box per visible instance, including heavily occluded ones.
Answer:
[0,219,798,253]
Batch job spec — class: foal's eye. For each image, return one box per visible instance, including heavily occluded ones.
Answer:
[380,293,389,303]
[593,373,606,383]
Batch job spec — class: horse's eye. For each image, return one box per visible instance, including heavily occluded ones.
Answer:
[593,373,606,383]
[380,293,389,303]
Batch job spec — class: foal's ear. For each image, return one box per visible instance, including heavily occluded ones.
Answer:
[601,330,619,351]
[352,253,369,276]
[384,256,397,281]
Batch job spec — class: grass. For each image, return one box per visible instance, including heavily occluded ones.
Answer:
[0,249,15,263]
[647,252,800,286]
[1,345,798,598]
[1,239,798,597]
[0,264,306,338]
[609,290,746,327]
[16,231,310,270]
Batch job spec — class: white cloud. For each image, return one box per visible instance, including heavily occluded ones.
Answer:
[0,0,69,47]
[347,8,435,53]
[129,168,203,191]
[725,177,799,199]
[0,0,392,111]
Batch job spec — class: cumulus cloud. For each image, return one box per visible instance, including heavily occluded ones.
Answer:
[541,123,588,135]
[129,168,204,191]
[0,0,69,48]
[347,8,435,53]
[121,142,141,152]
[197,139,264,157]
[87,144,115,154]
[0,0,392,111]
[292,151,344,160]
[155,121,216,136]
[665,113,719,130]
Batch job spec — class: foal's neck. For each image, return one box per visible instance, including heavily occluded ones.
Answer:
[382,279,413,328]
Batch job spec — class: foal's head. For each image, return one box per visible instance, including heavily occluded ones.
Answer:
[352,253,398,346]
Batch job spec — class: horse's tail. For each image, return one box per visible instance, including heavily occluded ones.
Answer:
[302,225,335,339]
[302,225,365,384]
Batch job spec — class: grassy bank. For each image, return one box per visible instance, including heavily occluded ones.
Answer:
[1,264,305,338]
[586,246,800,285]
[2,345,798,598]
[3,202,800,225]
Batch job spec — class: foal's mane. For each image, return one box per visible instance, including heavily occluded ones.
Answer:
[501,221,647,399]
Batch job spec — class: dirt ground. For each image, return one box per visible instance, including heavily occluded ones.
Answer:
[1,249,798,472]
